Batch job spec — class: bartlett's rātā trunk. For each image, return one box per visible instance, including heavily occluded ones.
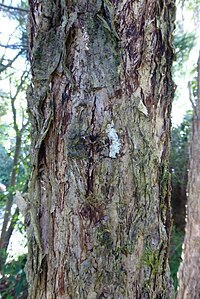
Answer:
[26,1,175,298]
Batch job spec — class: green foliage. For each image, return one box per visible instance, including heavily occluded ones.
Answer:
[188,72,198,106]
[169,227,184,290]
[173,0,198,78]
[169,111,192,187]
[0,254,28,299]
[174,32,196,74]
[170,111,192,229]
[0,144,13,185]
[9,129,31,191]
[169,111,192,288]
[0,1,29,298]
[1,0,29,28]
[0,131,30,189]
[183,0,200,10]
[0,97,9,117]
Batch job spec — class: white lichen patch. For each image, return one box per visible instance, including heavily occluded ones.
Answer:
[82,26,90,51]
[138,99,148,116]
[130,93,148,116]
[106,122,121,158]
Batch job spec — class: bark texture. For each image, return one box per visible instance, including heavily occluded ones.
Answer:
[26,1,175,298]
[177,55,200,299]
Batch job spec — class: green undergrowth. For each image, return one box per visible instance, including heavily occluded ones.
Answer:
[0,253,28,299]
[169,227,184,290]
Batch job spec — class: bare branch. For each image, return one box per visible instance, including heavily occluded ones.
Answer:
[11,71,29,101]
[188,81,196,110]
[21,120,29,132]
[3,207,20,251]
[10,71,29,133]
[0,3,29,13]
[21,107,30,132]
[0,49,24,73]
[0,43,28,50]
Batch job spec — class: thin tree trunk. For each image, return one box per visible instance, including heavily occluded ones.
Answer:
[177,54,200,299]
[0,134,22,270]
[0,74,28,269]
[26,1,175,298]
[0,134,22,243]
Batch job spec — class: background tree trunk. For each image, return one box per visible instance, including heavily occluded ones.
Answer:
[26,1,175,298]
[0,83,28,271]
[177,54,200,299]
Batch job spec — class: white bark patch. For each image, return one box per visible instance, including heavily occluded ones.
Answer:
[82,27,89,51]
[106,122,121,158]
[14,191,28,215]
[138,99,148,116]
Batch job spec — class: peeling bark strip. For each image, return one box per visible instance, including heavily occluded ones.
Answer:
[26,0,175,298]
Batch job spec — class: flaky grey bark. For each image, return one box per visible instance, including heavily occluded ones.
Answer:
[26,1,175,298]
[177,54,200,299]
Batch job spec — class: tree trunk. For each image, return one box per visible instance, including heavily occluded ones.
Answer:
[26,1,175,298]
[0,129,22,270]
[177,54,200,299]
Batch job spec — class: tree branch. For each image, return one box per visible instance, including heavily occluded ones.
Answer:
[188,81,196,116]
[0,3,29,13]
[0,50,24,73]
[0,133,22,247]
[0,43,28,50]
[3,207,20,252]
[188,81,196,107]
[0,72,28,249]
